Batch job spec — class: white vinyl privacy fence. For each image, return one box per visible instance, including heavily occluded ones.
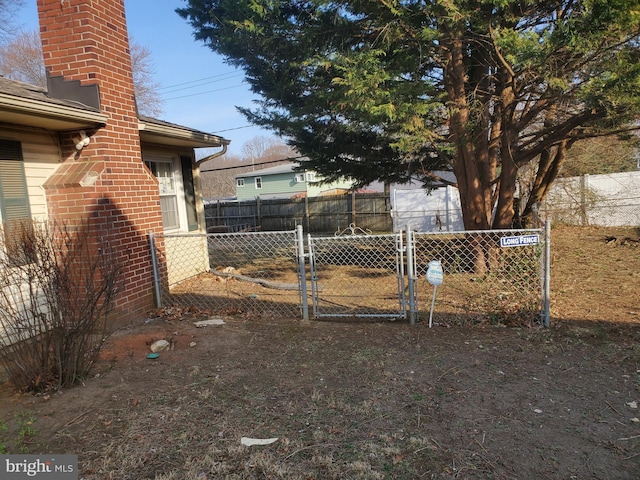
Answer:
[391,187,464,232]
[150,223,550,326]
[544,171,640,226]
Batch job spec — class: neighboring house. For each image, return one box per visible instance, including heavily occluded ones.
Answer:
[235,163,355,201]
[0,0,229,323]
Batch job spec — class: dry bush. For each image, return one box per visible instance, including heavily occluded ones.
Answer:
[0,219,122,392]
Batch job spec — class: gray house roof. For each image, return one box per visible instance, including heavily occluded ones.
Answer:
[235,162,303,178]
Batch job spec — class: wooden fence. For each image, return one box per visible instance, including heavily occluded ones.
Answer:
[204,193,393,233]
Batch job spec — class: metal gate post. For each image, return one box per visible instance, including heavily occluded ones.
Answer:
[543,219,551,327]
[405,225,417,325]
[308,234,319,318]
[148,231,162,308]
[296,225,310,322]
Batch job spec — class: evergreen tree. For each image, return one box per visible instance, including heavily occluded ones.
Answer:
[178,0,640,228]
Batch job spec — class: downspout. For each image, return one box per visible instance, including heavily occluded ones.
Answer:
[193,142,229,234]
[195,143,228,166]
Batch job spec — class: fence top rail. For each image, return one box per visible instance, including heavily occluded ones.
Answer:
[154,230,297,239]
[157,228,545,239]
[153,232,208,239]
[412,228,544,236]
[310,232,401,241]
[206,230,297,238]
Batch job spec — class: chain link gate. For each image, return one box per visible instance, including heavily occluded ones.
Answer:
[307,232,407,320]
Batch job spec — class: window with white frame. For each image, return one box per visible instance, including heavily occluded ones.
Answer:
[306,172,316,182]
[237,178,245,187]
[255,177,262,189]
[145,156,184,231]
[294,173,305,183]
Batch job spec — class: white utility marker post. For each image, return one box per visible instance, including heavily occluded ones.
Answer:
[426,260,443,328]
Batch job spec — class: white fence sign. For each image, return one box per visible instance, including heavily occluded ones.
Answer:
[500,234,540,248]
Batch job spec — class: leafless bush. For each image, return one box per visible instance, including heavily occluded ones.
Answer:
[0,218,122,392]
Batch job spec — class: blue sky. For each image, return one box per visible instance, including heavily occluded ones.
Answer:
[16,1,275,156]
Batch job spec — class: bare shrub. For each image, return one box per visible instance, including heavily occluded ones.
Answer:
[0,219,122,392]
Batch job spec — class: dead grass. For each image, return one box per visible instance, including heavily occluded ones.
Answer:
[0,225,639,479]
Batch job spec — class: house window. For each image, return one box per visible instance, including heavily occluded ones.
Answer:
[294,173,305,183]
[255,177,262,189]
[0,139,32,262]
[145,157,180,231]
[237,179,245,187]
[306,172,316,182]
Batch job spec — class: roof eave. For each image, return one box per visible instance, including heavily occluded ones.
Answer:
[0,92,108,130]
[138,120,230,148]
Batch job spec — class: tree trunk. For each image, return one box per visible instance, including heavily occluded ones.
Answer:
[445,37,490,229]
[522,140,568,226]
[442,22,494,273]
[493,131,518,229]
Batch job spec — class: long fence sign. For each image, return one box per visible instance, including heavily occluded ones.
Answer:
[500,234,540,248]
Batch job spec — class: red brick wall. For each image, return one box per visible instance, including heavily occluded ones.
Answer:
[38,0,164,322]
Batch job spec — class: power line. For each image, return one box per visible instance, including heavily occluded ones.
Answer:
[159,72,244,95]
[200,156,305,172]
[162,83,246,101]
[212,125,257,133]
[158,71,243,91]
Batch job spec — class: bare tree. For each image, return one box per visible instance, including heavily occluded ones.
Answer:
[241,136,277,170]
[260,142,299,164]
[0,30,45,86]
[199,152,243,199]
[0,30,163,116]
[0,0,23,42]
[559,136,639,178]
[0,219,123,392]
[130,41,163,117]
[240,136,297,171]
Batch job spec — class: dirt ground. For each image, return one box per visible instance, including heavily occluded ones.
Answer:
[1,225,639,479]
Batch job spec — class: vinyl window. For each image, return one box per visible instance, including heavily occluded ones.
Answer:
[145,158,180,230]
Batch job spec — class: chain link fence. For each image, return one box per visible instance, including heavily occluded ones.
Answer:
[151,230,303,318]
[151,225,550,326]
[411,229,547,326]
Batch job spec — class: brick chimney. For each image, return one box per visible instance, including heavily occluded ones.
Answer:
[37,0,164,322]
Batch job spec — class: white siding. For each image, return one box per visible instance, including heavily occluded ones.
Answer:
[164,234,210,287]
